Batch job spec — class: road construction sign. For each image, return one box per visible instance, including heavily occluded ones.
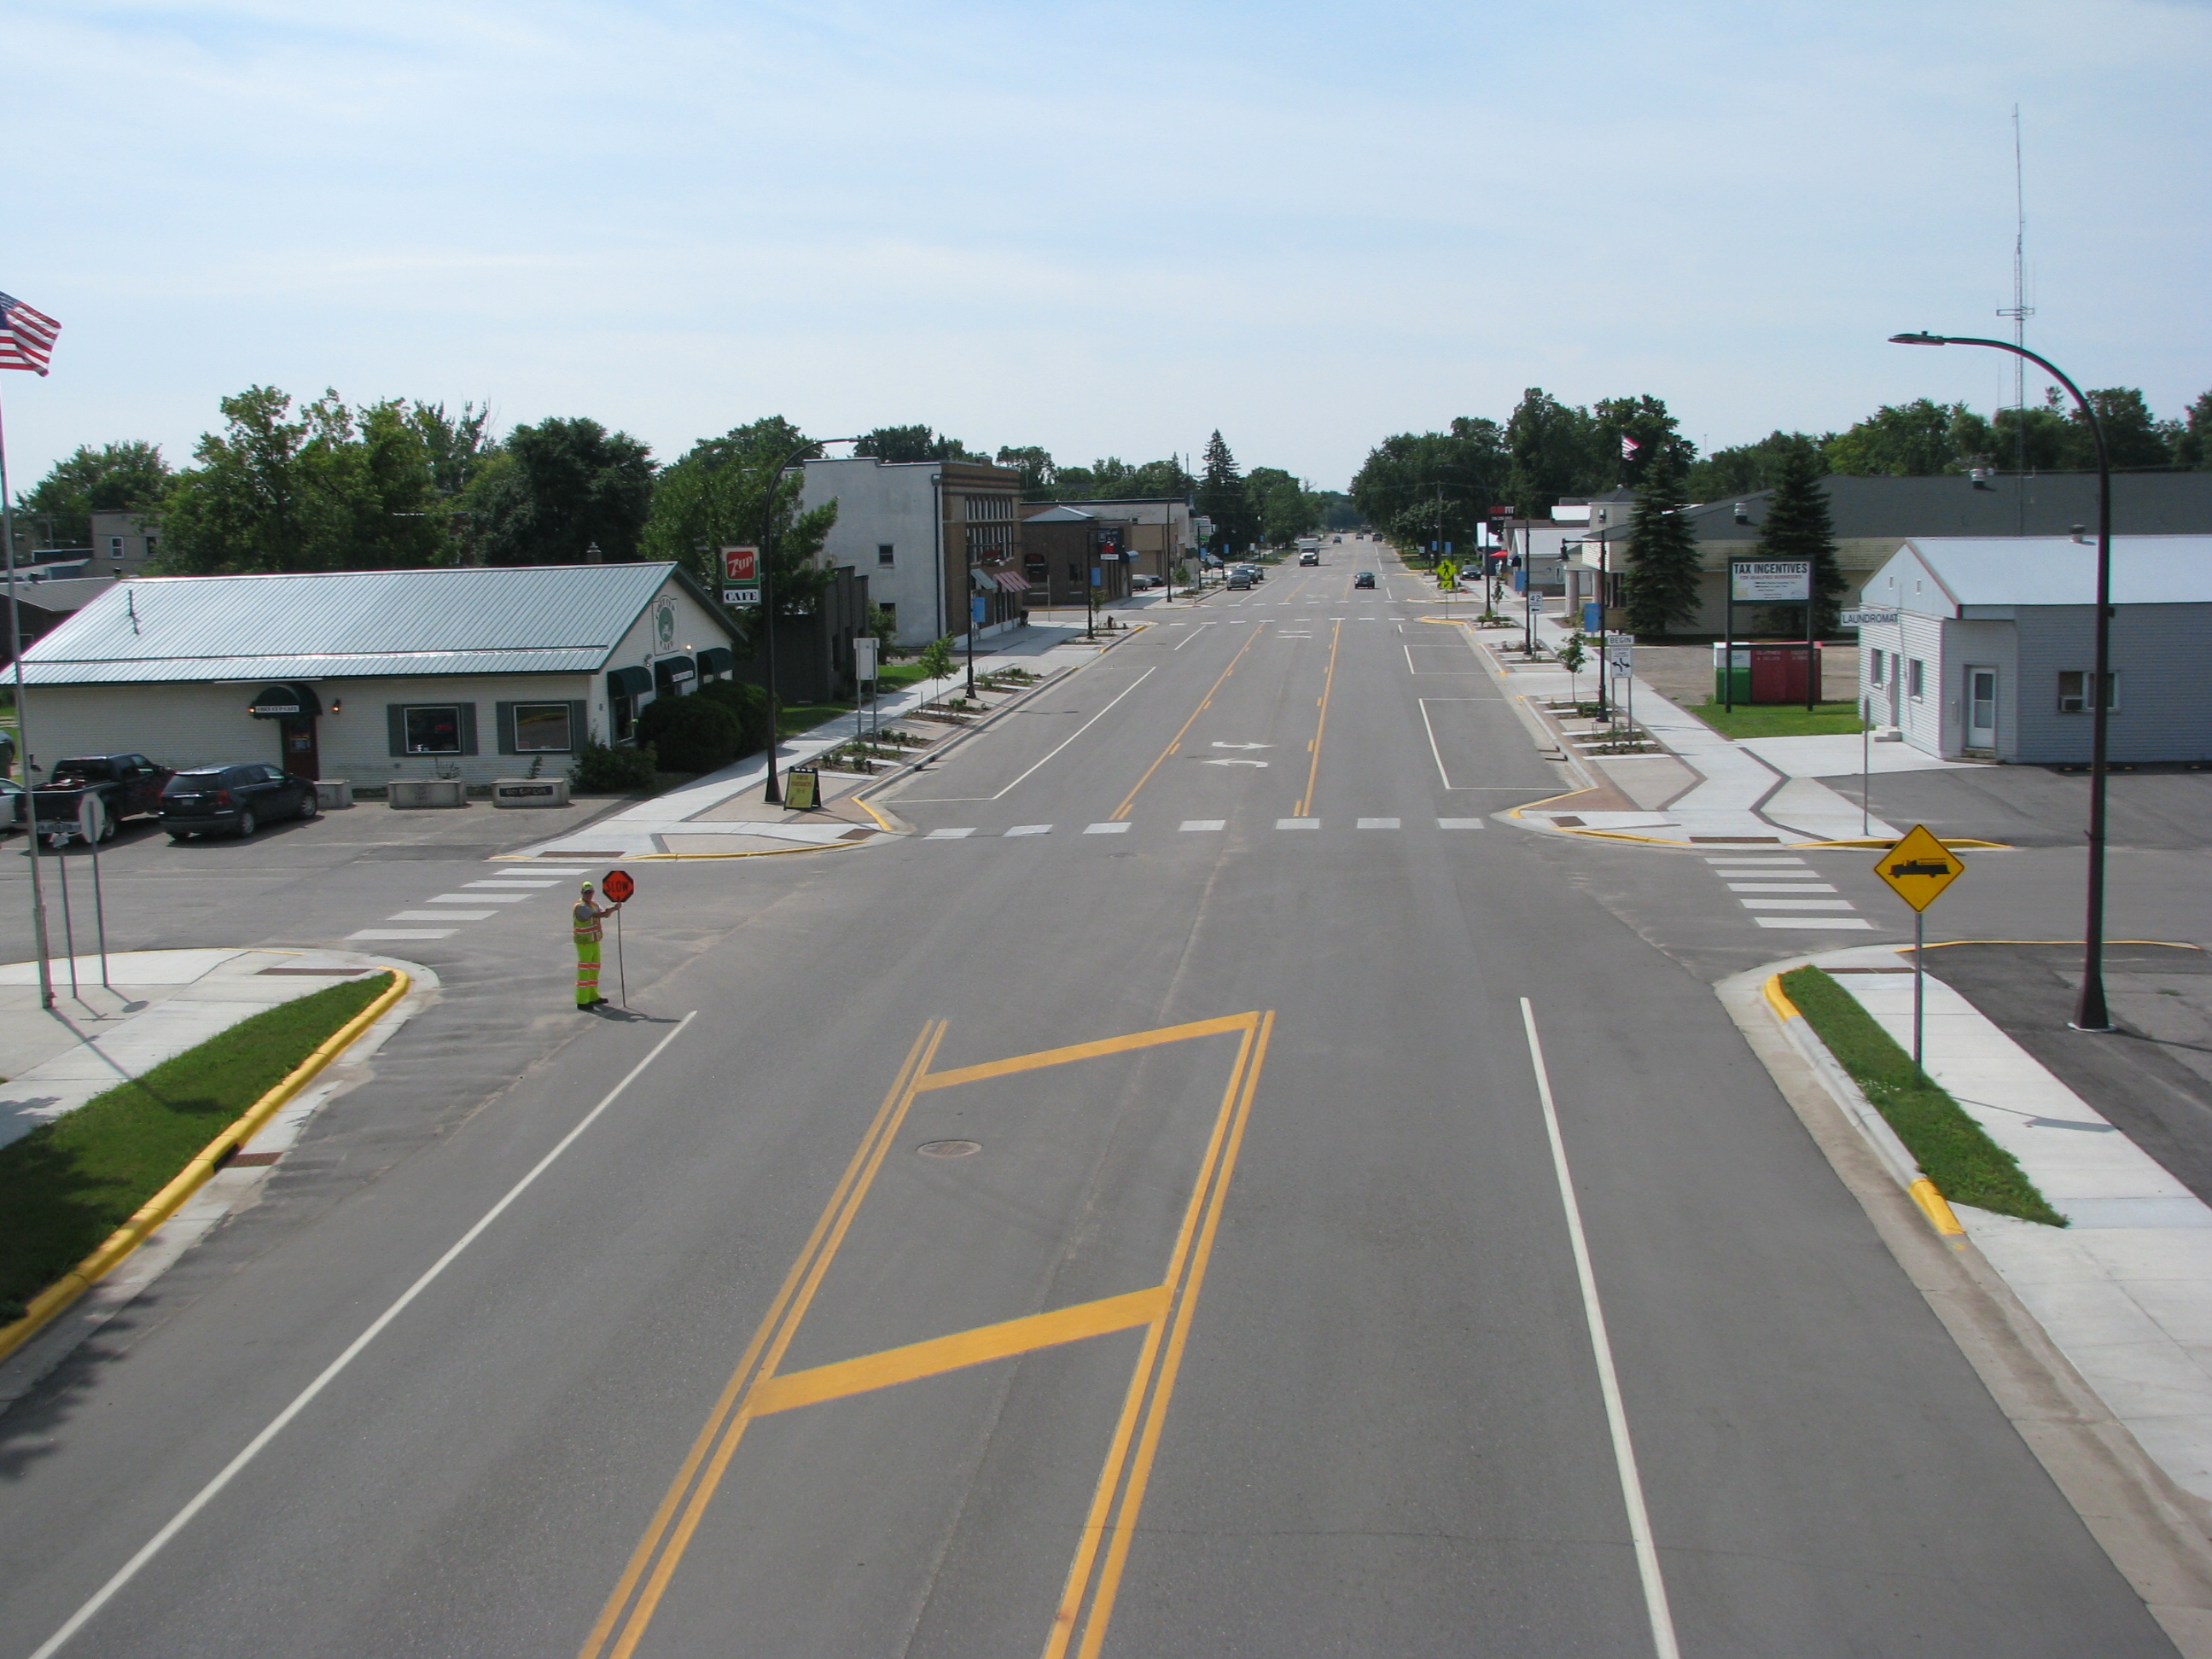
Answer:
[601,869,636,903]
[1874,824,1962,911]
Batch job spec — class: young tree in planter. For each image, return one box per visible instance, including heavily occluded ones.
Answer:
[1621,454,1702,639]
[1557,631,1588,706]
[1756,445,1845,638]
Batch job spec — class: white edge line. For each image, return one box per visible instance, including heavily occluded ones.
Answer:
[1417,698,1457,793]
[1517,998,1681,1659]
[985,666,1155,800]
[26,1010,700,1659]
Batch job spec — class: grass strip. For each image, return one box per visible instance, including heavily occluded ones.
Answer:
[1691,700,1867,740]
[1781,966,2064,1225]
[0,972,396,1314]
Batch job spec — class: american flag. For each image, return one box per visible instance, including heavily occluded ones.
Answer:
[0,293,61,375]
[1620,434,1641,460]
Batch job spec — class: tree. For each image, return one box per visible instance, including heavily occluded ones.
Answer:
[2077,387,2171,471]
[1755,445,1846,637]
[1504,387,1600,516]
[1592,394,1695,491]
[20,441,171,550]
[1054,457,1192,502]
[2174,391,2212,469]
[637,416,837,620]
[159,386,445,573]
[635,690,740,773]
[1822,399,1981,475]
[1685,431,1825,503]
[996,445,1056,496]
[1194,432,1258,555]
[1247,467,1318,546]
[470,416,654,565]
[855,425,981,463]
[1349,418,1507,556]
[1621,454,1701,638]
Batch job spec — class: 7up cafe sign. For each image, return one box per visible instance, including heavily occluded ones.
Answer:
[720,545,760,608]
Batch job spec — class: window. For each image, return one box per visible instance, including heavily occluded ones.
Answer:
[143,538,157,562]
[879,602,895,626]
[2057,671,2120,714]
[513,703,573,752]
[877,544,895,568]
[108,537,123,559]
[1907,659,1925,701]
[404,706,463,754]
[1868,649,1885,686]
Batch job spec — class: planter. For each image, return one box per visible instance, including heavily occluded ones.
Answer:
[492,777,571,808]
[388,777,468,810]
[314,779,354,809]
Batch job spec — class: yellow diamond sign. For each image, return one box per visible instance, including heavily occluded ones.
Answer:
[1875,823,1964,911]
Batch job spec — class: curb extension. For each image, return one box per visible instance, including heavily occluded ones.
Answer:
[1761,972,1965,1241]
[633,839,867,862]
[0,969,414,1365]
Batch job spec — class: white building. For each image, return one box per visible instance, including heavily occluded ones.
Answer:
[797,457,1027,648]
[1856,536,2212,763]
[15,563,739,790]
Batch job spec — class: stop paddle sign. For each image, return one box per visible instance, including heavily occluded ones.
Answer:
[601,869,636,904]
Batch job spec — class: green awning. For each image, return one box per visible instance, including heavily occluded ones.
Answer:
[607,666,652,697]
[697,646,735,677]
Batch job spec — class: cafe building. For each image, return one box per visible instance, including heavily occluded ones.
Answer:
[14,562,740,791]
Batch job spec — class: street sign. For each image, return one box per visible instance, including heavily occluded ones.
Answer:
[75,793,106,845]
[1874,824,1962,911]
[601,868,636,904]
[721,546,759,583]
[1731,560,1812,602]
[1839,608,1901,628]
[1607,643,1633,678]
[854,635,879,682]
[723,585,760,608]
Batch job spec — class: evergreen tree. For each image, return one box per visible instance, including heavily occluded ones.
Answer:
[1756,445,1845,637]
[1621,454,1701,638]
[1194,431,1257,556]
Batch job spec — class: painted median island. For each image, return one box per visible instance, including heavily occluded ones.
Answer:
[0,972,399,1331]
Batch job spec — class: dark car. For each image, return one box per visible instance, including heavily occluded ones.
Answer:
[0,778,22,830]
[160,764,319,839]
[32,752,172,840]
[1353,570,1377,588]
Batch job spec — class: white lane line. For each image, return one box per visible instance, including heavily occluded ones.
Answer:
[1275,818,1319,830]
[1084,822,1131,835]
[346,928,457,940]
[1357,817,1401,829]
[1517,1001,1682,1659]
[466,880,560,889]
[1173,626,1216,649]
[969,667,1155,800]
[1739,899,1858,911]
[1418,700,1455,789]
[428,893,530,904]
[1755,916,1877,929]
[22,1013,701,1659]
[1180,819,1225,832]
[925,828,975,840]
[1438,817,1486,829]
[387,909,497,922]
[1004,824,1052,837]
[1724,882,1837,894]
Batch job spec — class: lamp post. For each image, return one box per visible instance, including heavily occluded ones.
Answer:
[760,436,859,806]
[1889,331,2112,1031]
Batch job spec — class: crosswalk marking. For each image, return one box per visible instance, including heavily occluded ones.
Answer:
[1706,853,1873,931]
[428,892,530,903]
[388,908,498,922]
[1437,817,1485,829]
[1739,899,1858,911]
[1180,820,1225,831]
[1005,824,1051,836]
[1084,822,1130,835]
[1725,882,1837,893]
[348,928,457,940]
[1275,818,1320,830]
[1755,916,1877,930]
[1357,817,1400,829]
[925,827,974,840]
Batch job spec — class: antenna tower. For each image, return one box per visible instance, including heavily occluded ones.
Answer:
[1996,105,2034,491]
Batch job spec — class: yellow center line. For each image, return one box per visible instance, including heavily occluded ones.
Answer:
[1295,620,1342,818]
[1109,623,1262,820]
[917,1011,1260,1093]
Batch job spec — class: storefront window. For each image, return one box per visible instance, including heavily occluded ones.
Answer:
[404,706,463,754]
[514,703,573,752]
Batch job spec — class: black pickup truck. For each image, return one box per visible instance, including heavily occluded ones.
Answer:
[30,752,173,843]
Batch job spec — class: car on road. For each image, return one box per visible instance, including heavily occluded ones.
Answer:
[31,752,172,841]
[1331,534,1342,543]
[1353,570,1377,588]
[1297,550,1320,566]
[160,763,319,840]
[1225,568,1254,590]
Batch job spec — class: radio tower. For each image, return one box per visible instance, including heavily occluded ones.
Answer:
[1996,106,2034,512]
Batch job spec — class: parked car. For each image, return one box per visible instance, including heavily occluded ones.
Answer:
[0,778,23,830]
[1130,574,1162,591]
[160,764,319,840]
[1354,570,1377,588]
[1225,568,1254,591]
[31,753,172,841]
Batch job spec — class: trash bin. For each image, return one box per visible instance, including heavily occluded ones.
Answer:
[1712,645,1751,703]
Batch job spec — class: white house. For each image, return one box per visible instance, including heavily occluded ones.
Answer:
[1855,536,2212,764]
[15,563,740,790]
[797,456,1028,648]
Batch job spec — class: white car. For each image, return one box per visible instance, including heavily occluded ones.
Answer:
[1130,574,1162,591]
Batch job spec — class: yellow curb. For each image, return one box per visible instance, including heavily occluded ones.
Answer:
[1763,973,1802,1022]
[1796,837,2012,851]
[0,969,413,1365]
[1907,938,2203,952]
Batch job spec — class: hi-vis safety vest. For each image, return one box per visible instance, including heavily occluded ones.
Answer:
[573,901,603,942]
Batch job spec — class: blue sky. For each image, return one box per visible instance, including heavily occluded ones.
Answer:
[5,0,2207,492]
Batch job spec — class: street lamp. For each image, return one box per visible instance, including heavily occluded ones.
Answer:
[1888,331,2113,1031]
[760,436,860,806]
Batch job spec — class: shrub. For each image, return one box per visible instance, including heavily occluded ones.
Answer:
[570,738,660,792]
[695,678,775,755]
[917,635,956,680]
[634,693,742,774]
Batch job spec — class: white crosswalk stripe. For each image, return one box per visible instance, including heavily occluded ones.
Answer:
[1705,854,1873,929]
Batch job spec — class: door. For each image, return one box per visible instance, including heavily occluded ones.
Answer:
[280,715,320,780]
[1965,666,1997,750]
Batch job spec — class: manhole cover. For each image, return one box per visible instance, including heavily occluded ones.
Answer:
[917,1139,981,1158]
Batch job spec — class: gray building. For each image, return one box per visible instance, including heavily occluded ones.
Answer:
[1855,536,2212,764]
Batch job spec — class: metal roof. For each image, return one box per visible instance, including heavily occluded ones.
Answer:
[1881,536,2212,608]
[16,563,721,686]
[1681,471,2212,542]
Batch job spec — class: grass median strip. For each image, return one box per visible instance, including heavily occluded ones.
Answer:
[1780,965,2065,1226]
[0,972,396,1318]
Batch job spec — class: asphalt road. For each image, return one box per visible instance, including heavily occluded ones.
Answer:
[0,545,2180,1656]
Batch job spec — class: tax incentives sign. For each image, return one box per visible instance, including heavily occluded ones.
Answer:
[1730,561,1812,602]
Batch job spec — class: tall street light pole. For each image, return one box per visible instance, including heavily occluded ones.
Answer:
[760,436,860,806]
[1889,331,2113,1031]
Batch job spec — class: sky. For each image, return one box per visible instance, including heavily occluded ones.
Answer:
[3,0,2208,494]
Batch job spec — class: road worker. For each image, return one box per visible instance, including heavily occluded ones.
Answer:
[573,881,620,1009]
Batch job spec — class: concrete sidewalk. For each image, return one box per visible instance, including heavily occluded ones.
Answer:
[1790,941,2212,1522]
[0,948,413,1153]
[506,619,1139,861]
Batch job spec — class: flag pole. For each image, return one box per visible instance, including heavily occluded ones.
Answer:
[0,381,55,1010]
